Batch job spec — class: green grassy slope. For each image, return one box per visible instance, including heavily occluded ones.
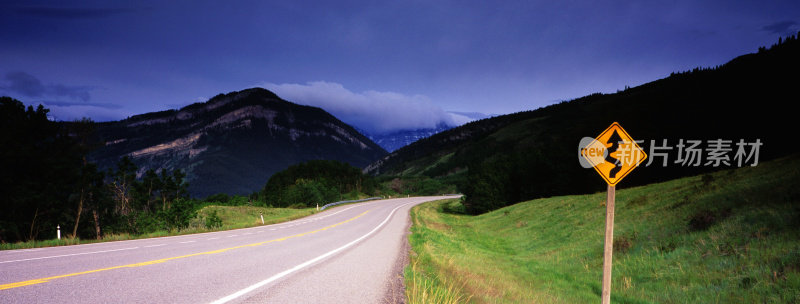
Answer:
[406,155,800,303]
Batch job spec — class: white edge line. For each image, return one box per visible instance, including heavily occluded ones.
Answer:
[0,247,140,264]
[209,201,415,304]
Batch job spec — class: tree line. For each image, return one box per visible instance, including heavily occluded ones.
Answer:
[0,97,191,243]
[260,160,377,208]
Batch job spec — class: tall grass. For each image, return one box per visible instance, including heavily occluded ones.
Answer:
[406,258,472,304]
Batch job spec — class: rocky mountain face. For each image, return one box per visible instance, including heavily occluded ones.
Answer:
[90,88,387,198]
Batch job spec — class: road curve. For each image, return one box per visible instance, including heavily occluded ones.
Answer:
[0,196,453,303]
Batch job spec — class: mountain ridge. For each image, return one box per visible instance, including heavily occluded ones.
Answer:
[367,34,800,213]
[90,88,387,198]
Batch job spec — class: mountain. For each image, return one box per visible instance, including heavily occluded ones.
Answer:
[90,88,387,198]
[364,124,452,152]
[366,35,800,213]
[363,112,491,152]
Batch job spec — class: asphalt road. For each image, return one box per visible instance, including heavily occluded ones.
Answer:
[0,196,453,303]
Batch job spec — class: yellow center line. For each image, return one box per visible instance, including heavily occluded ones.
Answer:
[0,210,370,291]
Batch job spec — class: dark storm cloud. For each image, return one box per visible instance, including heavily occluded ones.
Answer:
[0,71,126,121]
[2,71,45,97]
[37,102,131,122]
[761,21,798,35]
[2,1,799,129]
[1,71,92,101]
[40,100,122,110]
[15,6,140,19]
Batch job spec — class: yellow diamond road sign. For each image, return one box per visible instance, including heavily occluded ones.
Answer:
[581,122,647,186]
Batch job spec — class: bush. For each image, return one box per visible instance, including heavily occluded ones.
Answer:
[614,235,634,254]
[441,200,466,214]
[688,208,730,231]
[462,160,509,214]
[417,178,447,196]
[134,212,166,234]
[159,199,197,230]
[205,210,223,229]
[701,174,715,186]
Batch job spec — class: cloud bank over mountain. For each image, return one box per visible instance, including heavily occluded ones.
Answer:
[261,81,469,134]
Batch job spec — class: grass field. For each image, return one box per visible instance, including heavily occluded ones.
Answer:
[191,205,317,230]
[0,206,316,250]
[406,155,800,303]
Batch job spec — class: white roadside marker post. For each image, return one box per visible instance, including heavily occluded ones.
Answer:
[260,212,265,225]
[57,225,61,240]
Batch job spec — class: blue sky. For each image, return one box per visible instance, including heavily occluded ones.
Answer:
[1,0,798,133]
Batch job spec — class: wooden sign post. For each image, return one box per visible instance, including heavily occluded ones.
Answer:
[580,122,646,304]
[602,185,615,304]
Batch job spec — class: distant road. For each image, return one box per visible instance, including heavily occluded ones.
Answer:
[0,196,454,303]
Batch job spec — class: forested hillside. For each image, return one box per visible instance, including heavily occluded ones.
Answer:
[369,34,800,214]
